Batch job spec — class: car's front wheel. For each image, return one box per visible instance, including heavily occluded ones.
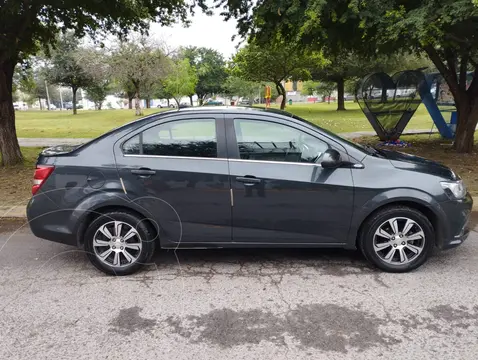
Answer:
[359,206,435,272]
[84,211,156,275]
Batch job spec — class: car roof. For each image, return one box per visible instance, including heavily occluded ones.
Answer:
[160,105,296,117]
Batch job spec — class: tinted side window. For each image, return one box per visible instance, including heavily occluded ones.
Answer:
[142,119,217,157]
[234,119,328,163]
[123,135,141,154]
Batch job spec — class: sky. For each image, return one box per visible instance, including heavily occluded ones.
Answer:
[150,10,241,59]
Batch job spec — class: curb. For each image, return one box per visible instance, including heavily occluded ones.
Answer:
[0,206,27,218]
[2,201,478,220]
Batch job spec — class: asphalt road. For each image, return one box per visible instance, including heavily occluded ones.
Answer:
[1,220,478,360]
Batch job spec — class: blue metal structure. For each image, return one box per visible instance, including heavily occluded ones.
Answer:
[419,72,474,139]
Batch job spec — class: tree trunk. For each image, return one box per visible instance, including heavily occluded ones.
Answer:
[276,82,286,110]
[97,102,102,110]
[146,97,151,109]
[0,59,23,166]
[167,99,170,107]
[128,97,133,109]
[72,87,78,115]
[454,102,478,153]
[189,95,193,106]
[38,97,43,110]
[337,78,346,111]
[328,94,331,104]
[198,95,204,106]
[174,97,180,107]
[134,87,142,116]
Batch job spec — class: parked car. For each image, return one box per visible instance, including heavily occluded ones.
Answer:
[157,103,175,108]
[65,103,83,110]
[204,100,223,106]
[27,107,472,275]
[48,104,57,110]
[238,99,252,106]
[14,102,28,110]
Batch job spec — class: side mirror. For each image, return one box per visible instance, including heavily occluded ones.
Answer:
[321,149,342,169]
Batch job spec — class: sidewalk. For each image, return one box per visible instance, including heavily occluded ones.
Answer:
[18,129,440,147]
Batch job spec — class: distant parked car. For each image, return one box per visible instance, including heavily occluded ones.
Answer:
[238,99,252,106]
[157,103,175,108]
[48,104,57,110]
[204,100,223,106]
[14,102,28,110]
[65,103,83,110]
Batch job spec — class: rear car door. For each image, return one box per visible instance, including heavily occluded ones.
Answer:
[226,114,355,245]
[114,113,232,245]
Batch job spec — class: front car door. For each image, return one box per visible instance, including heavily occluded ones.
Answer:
[226,113,355,245]
[114,113,232,246]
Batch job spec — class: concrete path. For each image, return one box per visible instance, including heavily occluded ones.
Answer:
[1,223,478,359]
[17,129,440,147]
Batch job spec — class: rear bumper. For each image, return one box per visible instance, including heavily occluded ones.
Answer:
[439,192,473,250]
[26,197,77,246]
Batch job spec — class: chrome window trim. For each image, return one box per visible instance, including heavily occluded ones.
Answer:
[229,158,321,167]
[123,154,321,166]
[123,154,227,161]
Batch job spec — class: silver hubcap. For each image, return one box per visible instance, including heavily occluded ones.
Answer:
[93,221,142,267]
[373,217,425,265]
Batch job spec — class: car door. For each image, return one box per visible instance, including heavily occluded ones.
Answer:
[226,114,355,245]
[114,113,232,245]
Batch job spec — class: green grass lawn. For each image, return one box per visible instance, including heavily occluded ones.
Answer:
[15,108,164,138]
[14,102,437,138]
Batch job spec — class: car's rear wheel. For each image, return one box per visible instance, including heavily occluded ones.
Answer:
[84,211,156,275]
[359,206,435,272]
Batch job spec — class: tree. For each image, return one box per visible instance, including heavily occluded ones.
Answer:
[222,76,260,101]
[226,0,478,152]
[312,52,431,111]
[316,82,336,104]
[110,38,171,115]
[301,81,321,96]
[0,0,197,165]
[180,47,228,105]
[79,48,111,110]
[163,58,198,106]
[231,40,319,109]
[46,32,93,114]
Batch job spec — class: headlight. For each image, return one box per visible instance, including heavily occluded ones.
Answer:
[441,180,467,199]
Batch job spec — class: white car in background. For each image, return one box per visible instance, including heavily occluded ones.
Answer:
[13,102,28,110]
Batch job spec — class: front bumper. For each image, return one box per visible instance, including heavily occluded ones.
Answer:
[439,192,473,250]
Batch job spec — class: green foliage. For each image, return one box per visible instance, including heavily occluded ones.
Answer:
[163,58,198,105]
[232,39,322,108]
[232,40,317,84]
[222,76,259,99]
[0,0,198,64]
[301,81,321,96]
[46,32,93,102]
[180,47,228,104]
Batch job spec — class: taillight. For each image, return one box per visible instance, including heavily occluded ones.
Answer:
[32,165,55,195]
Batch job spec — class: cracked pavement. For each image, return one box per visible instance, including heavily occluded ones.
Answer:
[1,220,478,359]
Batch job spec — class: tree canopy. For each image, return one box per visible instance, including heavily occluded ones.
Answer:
[110,38,171,115]
[225,0,478,152]
[231,40,320,109]
[163,58,198,106]
[0,0,202,165]
[180,47,228,105]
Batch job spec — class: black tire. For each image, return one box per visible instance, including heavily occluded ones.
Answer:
[359,206,435,273]
[84,211,156,276]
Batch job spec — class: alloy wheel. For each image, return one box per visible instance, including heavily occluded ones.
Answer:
[92,221,143,267]
[373,217,425,265]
